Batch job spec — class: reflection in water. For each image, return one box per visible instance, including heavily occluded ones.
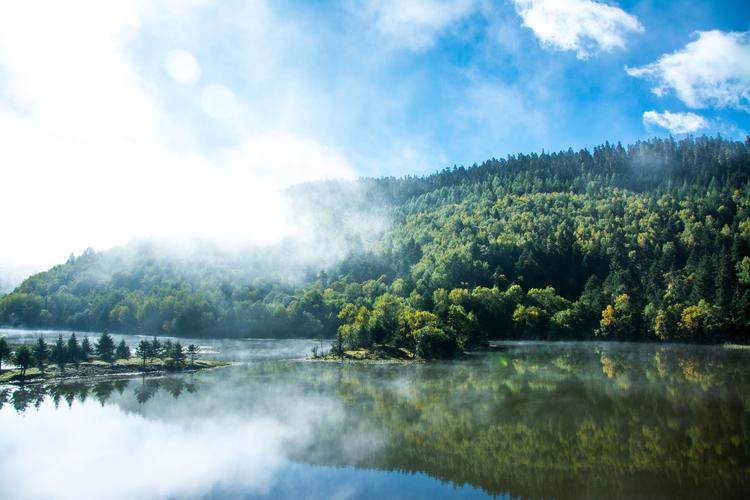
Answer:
[1,341,749,499]
[0,376,197,412]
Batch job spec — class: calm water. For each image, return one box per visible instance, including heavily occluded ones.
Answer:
[1,331,749,500]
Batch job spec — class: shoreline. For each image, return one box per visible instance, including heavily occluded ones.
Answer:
[0,358,230,385]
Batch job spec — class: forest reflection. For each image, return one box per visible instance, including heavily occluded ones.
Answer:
[1,375,197,413]
[1,342,748,500]
[295,343,750,500]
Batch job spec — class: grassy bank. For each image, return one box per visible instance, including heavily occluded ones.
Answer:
[0,358,229,384]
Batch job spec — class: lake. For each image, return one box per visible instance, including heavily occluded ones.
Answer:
[1,331,748,499]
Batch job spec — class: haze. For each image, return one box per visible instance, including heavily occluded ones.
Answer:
[1,0,749,289]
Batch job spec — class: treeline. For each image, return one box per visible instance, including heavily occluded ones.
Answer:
[0,333,200,378]
[1,136,750,352]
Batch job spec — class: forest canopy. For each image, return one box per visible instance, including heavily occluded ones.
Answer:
[2,136,749,354]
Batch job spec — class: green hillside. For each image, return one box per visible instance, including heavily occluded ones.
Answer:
[2,136,750,354]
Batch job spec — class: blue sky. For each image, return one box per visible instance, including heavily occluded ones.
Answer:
[131,0,750,175]
[0,0,749,282]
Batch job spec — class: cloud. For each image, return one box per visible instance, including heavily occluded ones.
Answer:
[642,110,708,134]
[165,49,201,85]
[200,84,241,121]
[355,0,477,50]
[0,401,291,500]
[0,1,356,284]
[512,0,644,59]
[626,30,750,111]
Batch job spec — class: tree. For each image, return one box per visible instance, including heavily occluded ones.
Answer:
[135,340,151,370]
[114,340,131,361]
[187,344,199,367]
[337,303,371,349]
[0,338,11,371]
[95,332,115,363]
[33,337,50,373]
[150,337,163,359]
[12,345,33,379]
[172,342,186,366]
[80,336,92,361]
[599,305,616,337]
[677,300,720,338]
[67,333,81,368]
[51,334,67,371]
[414,325,457,359]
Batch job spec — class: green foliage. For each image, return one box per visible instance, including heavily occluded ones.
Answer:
[33,337,50,372]
[135,340,151,369]
[12,345,33,377]
[80,337,92,361]
[67,333,81,367]
[0,338,10,370]
[1,137,750,344]
[114,340,131,360]
[95,332,115,363]
[52,335,67,371]
[187,344,199,366]
[413,325,457,359]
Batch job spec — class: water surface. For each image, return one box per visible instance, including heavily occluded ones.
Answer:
[1,334,748,499]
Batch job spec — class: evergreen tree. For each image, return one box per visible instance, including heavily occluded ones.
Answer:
[172,342,186,366]
[95,332,115,363]
[150,337,163,359]
[0,338,11,371]
[187,344,199,367]
[80,337,92,361]
[51,334,67,371]
[32,337,50,372]
[114,340,131,360]
[135,340,151,370]
[67,333,81,368]
[12,345,33,379]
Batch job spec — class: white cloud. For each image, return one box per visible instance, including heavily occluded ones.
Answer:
[357,0,477,50]
[0,401,289,500]
[626,30,750,111]
[512,0,644,59]
[642,110,708,134]
[165,49,201,85]
[0,0,356,284]
[200,83,241,121]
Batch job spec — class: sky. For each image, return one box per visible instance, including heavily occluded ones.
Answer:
[1,0,749,288]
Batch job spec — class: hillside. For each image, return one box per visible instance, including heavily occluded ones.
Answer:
[2,136,750,351]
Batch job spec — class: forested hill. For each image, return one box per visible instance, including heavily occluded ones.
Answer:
[2,137,750,351]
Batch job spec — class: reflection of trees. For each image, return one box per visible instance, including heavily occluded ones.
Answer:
[291,345,750,500]
[1,375,199,411]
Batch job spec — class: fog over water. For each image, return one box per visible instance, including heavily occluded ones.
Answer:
[1,336,749,499]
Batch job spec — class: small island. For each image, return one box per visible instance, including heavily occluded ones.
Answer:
[308,298,488,363]
[311,343,416,362]
[0,333,228,384]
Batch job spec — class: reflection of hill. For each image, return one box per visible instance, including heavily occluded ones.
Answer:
[2,344,748,499]
[295,344,750,499]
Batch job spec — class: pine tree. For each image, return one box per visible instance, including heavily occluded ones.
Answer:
[114,340,131,360]
[95,332,115,363]
[135,340,151,371]
[12,345,33,379]
[0,338,11,371]
[32,337,50,372]
[67,333,81,368]
[52,334,67,371]
[715,244,734,313]
[187,344,199,367]
[80,337,92,361]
